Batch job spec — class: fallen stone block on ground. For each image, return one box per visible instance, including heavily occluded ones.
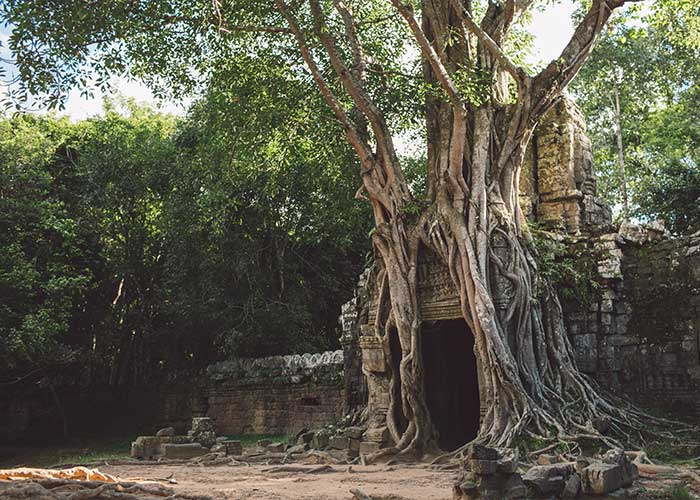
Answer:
[162,443,208,460]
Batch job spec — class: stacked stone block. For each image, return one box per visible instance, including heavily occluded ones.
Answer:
[566,227,700,415]
[453,446,526,500]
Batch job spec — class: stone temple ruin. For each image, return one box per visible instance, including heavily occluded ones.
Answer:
[115,98,700,499]
[119,99,699,458]
[2,99,699,498]
[340,98,700,454]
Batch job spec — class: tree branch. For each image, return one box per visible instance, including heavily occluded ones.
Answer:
[309,0,406,197]
[217,23,292,34]
[333,0,367,87]
[390,0,463,109]
[332,0,371,143]
[273,0,394,219]
[273,3,371,173]
[532,0,634,118]
[449,0,527,83]
[164,13,292,35]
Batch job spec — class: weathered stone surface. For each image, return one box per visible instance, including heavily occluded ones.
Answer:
[191,417,214,433]
[360,336,386,372]
[348,438,361,452]
[266,442,285,453]
[193,430,216,448]
[297,432,315,445]
[130,436,163,459]
[607,485,646,498]
[189,417,217,448]
[329,436,349,450]
[522,463,573,497]
[454,471,527,500]
[222,440,242,456]
[312,433,329,449]
[359,441,380,454]
[496,448,519,474]
[499,473,528,499]
[602,448,638,487]
[469,459,497,475]
[581,462,624,495]
[208,350,344,385]
[364,426,390,444]
[469,444,498,460]
[619,220,648,245]
[156,426,175,437]
[344,426,365,440]
[561,473,581,498]
[286,444,307,454]
[453,478,478,500]
[162,443,208,459]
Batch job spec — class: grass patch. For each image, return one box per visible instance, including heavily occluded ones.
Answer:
[0,433,291,468]
[668,485,693,500]
[223,434,289,448]
[50,436,133,465]
[0,435,134,468]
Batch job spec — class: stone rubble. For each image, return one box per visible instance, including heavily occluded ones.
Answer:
[131,417,220,460]
[453,446,644,500]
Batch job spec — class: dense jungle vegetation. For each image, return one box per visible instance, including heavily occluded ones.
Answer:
[0,97,372,387]
[0,0,697,395]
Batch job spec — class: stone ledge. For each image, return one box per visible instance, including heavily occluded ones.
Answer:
[207,350,344,385]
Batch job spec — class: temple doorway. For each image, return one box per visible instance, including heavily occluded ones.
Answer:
[421,319,480,451]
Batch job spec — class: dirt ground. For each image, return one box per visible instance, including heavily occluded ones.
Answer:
[1,461,699,499]
[82,462,697,500]
[98,463,458,500]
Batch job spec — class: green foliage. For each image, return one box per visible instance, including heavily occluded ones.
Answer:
[571,4,700,234]
[530,228,601,306]
[666,485,692,500]
[223,434,289,448]
[453,64,492,106]
[0,96,371,383]
[0,115,91,372]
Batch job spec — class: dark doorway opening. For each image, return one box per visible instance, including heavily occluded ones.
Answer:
[422,319,480,451]
[389,327,408,435]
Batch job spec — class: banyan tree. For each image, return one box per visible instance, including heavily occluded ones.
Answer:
[268,0,648,455]
[1,0,653,455]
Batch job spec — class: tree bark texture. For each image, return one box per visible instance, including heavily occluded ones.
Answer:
[271,0,645,454]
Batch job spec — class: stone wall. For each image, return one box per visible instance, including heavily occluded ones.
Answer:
[206,351,345,435]
[0,351,345,442]
[339,269,371,412]
[567,227,700,415]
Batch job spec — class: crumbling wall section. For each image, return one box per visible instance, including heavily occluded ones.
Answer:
[566,226,700,415]
[520,98,612,234]
[0,352,345,442]
[206,351,345,435]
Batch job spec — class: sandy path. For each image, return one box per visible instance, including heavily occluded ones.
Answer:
[100,463,459,500]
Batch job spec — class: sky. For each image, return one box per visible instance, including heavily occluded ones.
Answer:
[0,1,577,121]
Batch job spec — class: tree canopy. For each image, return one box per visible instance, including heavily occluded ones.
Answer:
[0,97,371,386]
[2,0,694,452]
[571,0,700,233]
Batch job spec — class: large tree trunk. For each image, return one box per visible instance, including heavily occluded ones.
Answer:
[370,111,620,454]
[275,0,644,455]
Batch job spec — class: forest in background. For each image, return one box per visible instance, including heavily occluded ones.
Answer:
[1,1,698,392]
[0,95,373,389]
